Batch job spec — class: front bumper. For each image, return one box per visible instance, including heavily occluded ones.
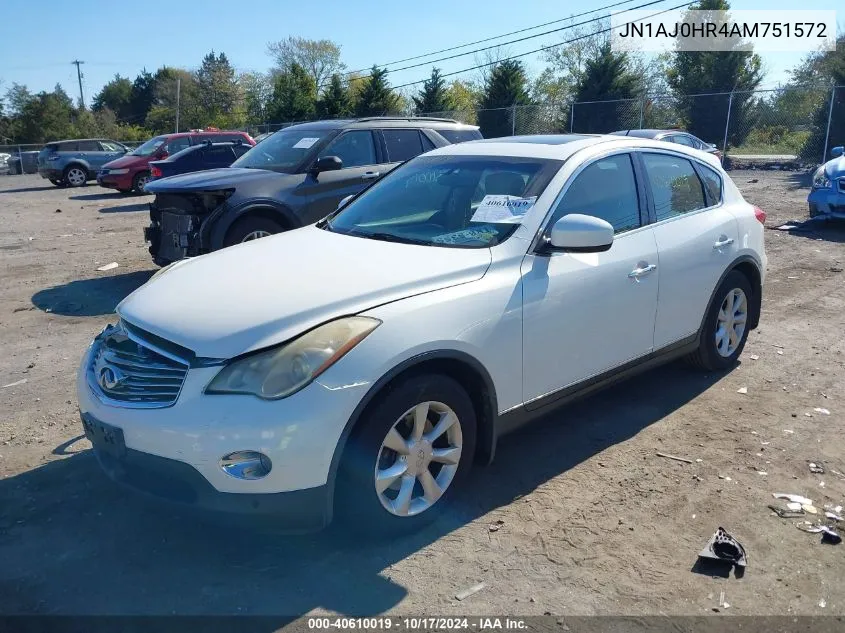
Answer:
[97,170,133,190]
[808,187,845,219]
[77,342,368,530]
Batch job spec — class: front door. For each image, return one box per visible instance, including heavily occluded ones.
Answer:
[302,130,382,222]
[521,152,659,405]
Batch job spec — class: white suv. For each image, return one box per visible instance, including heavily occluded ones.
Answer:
[77,134,766,533]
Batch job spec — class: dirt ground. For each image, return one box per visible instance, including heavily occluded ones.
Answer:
[0,170,843,619]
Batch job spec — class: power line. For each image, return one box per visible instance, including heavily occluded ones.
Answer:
[340,0,648,76]
[323,0,678,89]
[391,0,695,90]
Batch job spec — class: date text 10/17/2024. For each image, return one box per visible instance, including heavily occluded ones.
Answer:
[307,617,529,630]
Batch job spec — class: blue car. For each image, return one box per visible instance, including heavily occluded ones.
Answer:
[808,145,845,219]
[147,141,251,184]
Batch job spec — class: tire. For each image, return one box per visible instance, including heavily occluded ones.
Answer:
[63,165,87,187]
[687,270,753,371]
[336,374,477,535]
[132,171,150,194]
[223,215,285,247]
[49,178,64,187]
[117,188,132,194]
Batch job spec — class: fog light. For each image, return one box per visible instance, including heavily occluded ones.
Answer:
[220,451,272,480]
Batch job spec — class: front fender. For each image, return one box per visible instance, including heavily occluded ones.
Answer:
[203,198,302,250]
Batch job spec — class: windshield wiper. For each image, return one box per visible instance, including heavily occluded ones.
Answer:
[354,230,429,246]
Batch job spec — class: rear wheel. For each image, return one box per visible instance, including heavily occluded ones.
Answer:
[132,171,150,194]
[687,270,753,371]
[336,374,477,535]
[64,165,87,187]
[223,215,285,247]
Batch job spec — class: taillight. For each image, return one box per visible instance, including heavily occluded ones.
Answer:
[753,206,766,225]
[150,166,162,178]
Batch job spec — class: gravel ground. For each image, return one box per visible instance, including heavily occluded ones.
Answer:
[0,171,843,618]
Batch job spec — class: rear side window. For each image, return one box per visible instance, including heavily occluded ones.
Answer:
[383,129,424,162]
[77,140,100,151]
[205,146,236,163]
[669,134,696,148]
[641,153,707,221]
[434,129,483,144]
[549,153,641,234]
[698,164,723,203]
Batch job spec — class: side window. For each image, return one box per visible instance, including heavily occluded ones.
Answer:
[670,134,696,148]
[233,144,251,157]
[78,140,100,151]
[641,153,707,220]
[435,129,484,144]
[205,146,236,164]
[698,164,723,203]
[59,142,78,152]
[166,137,191,154]
[383,129,424,162]
[320,131,376,168]
[420,133,436,151]
[548,153,641,234]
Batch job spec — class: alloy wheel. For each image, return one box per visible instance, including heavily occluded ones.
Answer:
[714,287,748,357]
[374,401,463,517]
[67,168,86,186]
[241,230,272,242]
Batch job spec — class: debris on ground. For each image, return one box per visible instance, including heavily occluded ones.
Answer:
[777,350,784,355]
[96,262,119,272]
[821,526,842,545]
[54,208,61,213]
[813,407,830,415]
[769,504,804,518]
[820,599,827,608]
[803,504,819,514]
[825,511,843,522]
[783,429,794,434]
[809,462,825,474]
[1,378,27,389]
[773,493,813,504]
[719,589,730,609]
[698,528,747,576]
[830,267,843,273]
[488,520,505,533]
[749,354,760,360]
[656,451,693,464]
[719,475,732,481]
[737,387,748,394]
[455,582,486,601]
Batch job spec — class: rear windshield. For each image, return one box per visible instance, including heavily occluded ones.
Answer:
[435,129,483,144]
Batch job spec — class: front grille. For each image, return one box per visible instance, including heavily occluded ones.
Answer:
[87,322,189,408]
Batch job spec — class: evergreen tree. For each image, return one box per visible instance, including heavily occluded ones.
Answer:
[268,63,317,122]
[477,60,530,138]
[796,34,845,160]
[93,74,133,121]
[572,42,640,133]
[128,69,156,125]
[196,51,239,120]
[413,68,452,114]
[666,0,762,147]
[354,66,399,116]
[316,74,353,118]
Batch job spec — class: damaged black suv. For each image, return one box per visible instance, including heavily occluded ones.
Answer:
[143,117,482,265]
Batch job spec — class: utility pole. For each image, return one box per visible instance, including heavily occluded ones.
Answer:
[71,60,85,109]
[175,77,181,133]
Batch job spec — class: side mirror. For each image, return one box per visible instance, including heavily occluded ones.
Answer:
[310,155,342,175]
[548,214,614,253]
[831,146,844,158]
[337,194,354,211]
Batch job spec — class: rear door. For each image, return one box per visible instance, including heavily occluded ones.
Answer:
[203,145,238,169]
[302,130,381,221]
[639,150,739,349]
[76,140,102,172]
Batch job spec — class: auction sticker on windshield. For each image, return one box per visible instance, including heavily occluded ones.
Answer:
[470,195,536,224]
[293,137,320,149]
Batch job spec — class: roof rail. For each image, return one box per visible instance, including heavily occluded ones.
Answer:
[354,116,459,124]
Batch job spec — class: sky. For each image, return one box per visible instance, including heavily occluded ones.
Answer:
[0,0,841,105]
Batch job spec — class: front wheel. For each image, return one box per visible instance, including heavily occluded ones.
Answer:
[223,215,284,247]
[336,375,477,535]
[687,270,753,371]
[64,166,87,187]
[132,171,150,194]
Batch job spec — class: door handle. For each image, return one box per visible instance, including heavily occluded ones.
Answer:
[361,171,380,181]
[713,237,734,249]
[628,264,657,279]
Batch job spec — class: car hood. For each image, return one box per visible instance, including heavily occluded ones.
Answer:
[103,154,144,169]
[117,226,492,359]
[822,156,845,177]
[144,167,285,192]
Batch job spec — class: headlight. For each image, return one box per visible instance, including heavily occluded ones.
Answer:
[109,168,130,175]
[812,167,831,189]
[206,316,381,399]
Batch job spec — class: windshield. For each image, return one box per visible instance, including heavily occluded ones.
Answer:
[131,136,166,156]
[231,128,333,172]
[325,155,562,248]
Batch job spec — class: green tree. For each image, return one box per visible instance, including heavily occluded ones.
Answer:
[267,62,317,122]
[196,51,239,123]
[477,60,531,138]
[794,34,845,160]
[4,83,33,115]
[412,68,452,115]
[240,71,273,126]
[316,73,353,118]
[572,42,640,133]
[146,67,201,133]
[354,66,399,116]
[128,69,156,125]
[92,74,133,121]
[666,0,762,147]
[267,36,345,90]
[15,86,75,142]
